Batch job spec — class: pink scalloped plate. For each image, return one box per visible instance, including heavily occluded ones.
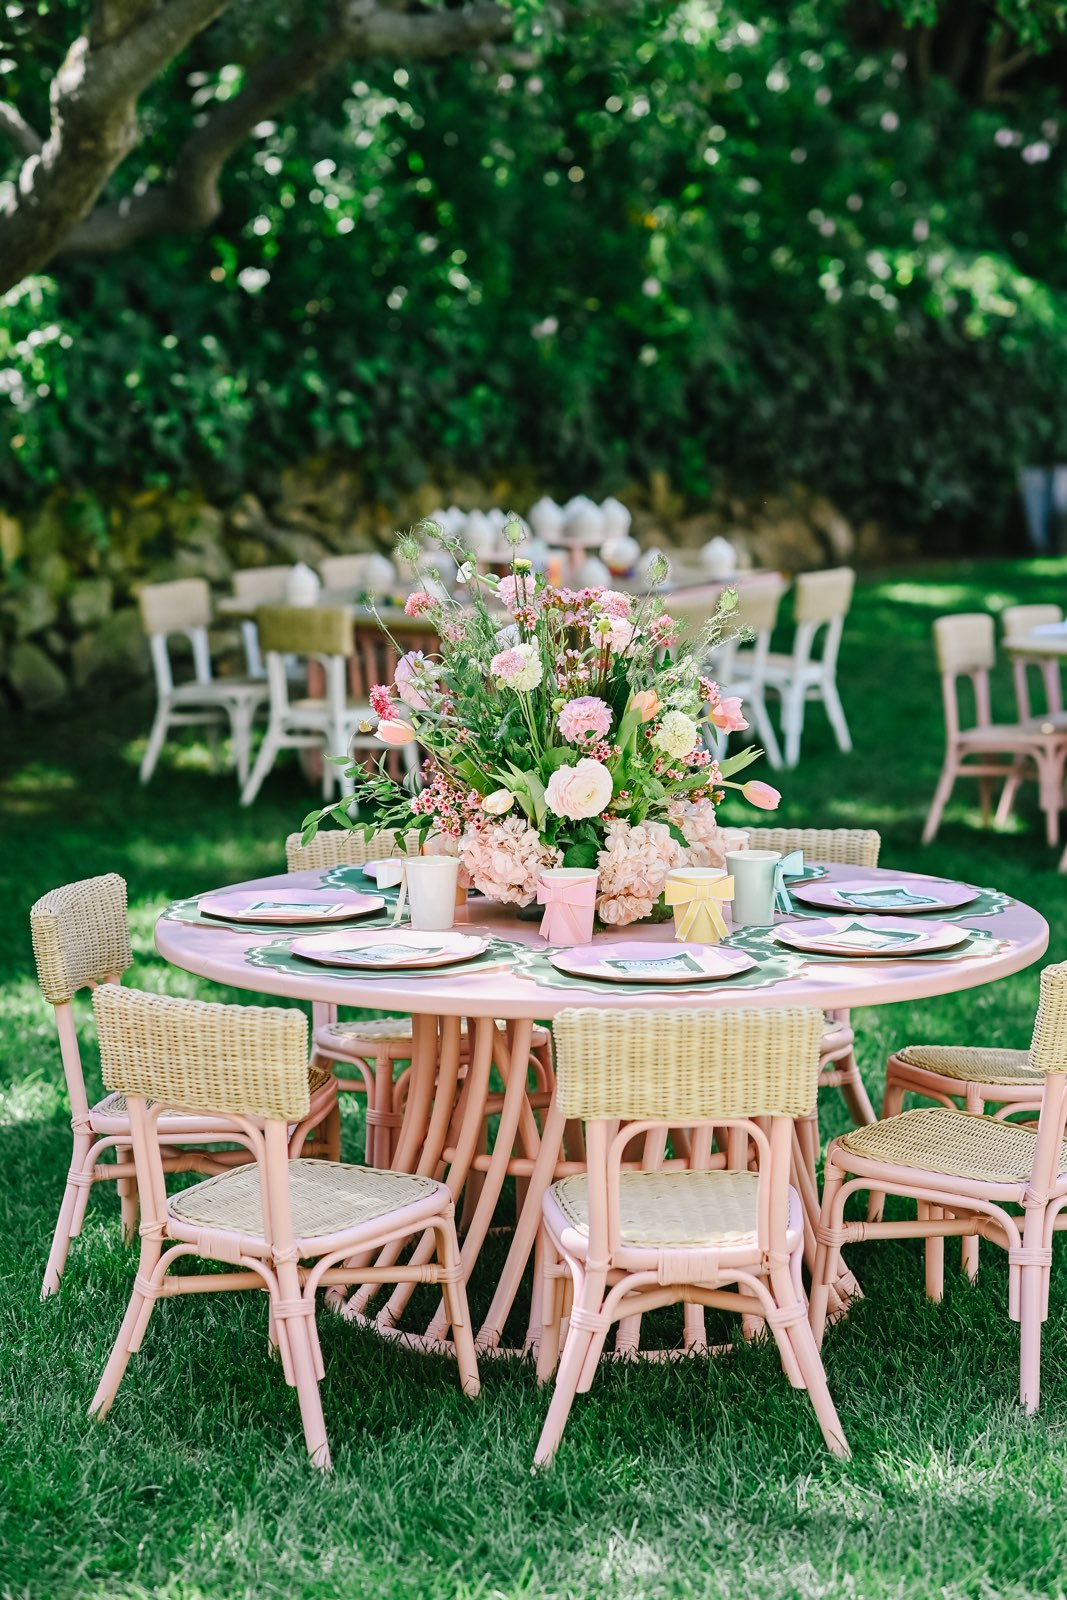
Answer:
[199,887,384,924]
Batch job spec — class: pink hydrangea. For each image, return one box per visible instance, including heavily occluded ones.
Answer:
[404,591,435,618]
[595,819,684,926]
[666,797,736,869]
[460,816,562,907]
[557,695,613,745]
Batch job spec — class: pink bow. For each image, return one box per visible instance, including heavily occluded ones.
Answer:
[537,874,597,946]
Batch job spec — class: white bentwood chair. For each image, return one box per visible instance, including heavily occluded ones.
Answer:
[138,579,268,785]
[762,568,855,768]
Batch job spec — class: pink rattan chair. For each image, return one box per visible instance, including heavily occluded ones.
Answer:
[922,613,1067,848]
[811,962,1067,1414]
[88,985,479,1469]
[31,872,339,1298]
[534,1005,849,1465]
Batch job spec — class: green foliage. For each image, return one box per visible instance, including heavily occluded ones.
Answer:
[1,1,1066,542]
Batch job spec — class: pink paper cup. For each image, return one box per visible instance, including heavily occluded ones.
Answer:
[536,867,597,946]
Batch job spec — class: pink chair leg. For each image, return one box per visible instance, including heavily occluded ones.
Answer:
[809,1164,845,1346]
[1019,1264,1043,1414]
[434,1219,480,1397]
[533,1322,596,1468]
[921,1204,945,1301]
[90,1241,162,1418]
[117,1176,139,1244]
[278,1306,331,1469]
[922,762,956,845]
[838,1052,877,1128]
[536,1240,565,1384]
[41,1137,94,1297]
[784,1312,851,1458]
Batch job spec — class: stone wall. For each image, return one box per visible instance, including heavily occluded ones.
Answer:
[0,461,900,712]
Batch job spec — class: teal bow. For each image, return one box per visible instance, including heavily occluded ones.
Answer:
[774,850,804,914]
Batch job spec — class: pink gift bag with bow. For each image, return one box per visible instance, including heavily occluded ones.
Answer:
[536,868,598,946]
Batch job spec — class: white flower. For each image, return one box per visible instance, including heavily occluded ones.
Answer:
[544,758,614,821]
[491,641,543,692]
[483,788,515,815]
[652,710,698,760]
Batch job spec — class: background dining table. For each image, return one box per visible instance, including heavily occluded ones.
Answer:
[156,861,1048,1358]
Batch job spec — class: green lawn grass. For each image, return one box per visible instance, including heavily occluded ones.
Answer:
[5,558,1067,1600]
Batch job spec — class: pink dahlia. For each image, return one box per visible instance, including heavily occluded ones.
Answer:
[557,695,613,746]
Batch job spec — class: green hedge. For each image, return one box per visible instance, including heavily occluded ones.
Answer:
[2,1,1065,544]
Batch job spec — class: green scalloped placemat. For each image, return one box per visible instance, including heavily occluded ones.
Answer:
[508,943,806,997]
[780,885,1012,924]
[726,926,1009,966]
[245,934,526,984]
[161,895,399,936]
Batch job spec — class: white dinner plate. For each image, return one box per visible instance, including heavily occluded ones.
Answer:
[548,941,757,985]
[792,877,978,915]
[290,929,490,970]
[772,917,969,958]
[199,887,385,924]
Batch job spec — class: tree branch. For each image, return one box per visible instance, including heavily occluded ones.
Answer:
[66,0,515,255]
[0,0,235,293]
[0,101,43,157]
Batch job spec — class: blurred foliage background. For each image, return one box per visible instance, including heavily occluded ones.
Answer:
[1,0,1066,548]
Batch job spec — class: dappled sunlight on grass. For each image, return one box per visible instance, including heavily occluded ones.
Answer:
[6,565,1067,1598]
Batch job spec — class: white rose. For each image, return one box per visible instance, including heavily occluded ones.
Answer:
[544,758,614,821]
[483,788,515,815]
[652,710,698,760]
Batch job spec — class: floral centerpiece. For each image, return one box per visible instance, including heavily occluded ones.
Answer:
[301,519,780,926]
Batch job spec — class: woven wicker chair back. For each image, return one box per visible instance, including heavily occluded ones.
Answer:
[30,873,132,1003]
[794,567,854,626]
[138,579,211,636]
[256,605,353,658]
[1001,604,1062,644]
[551,1006,825,1122]
[735,577,786,635]
[93,986,310,1121]
[934,613,995,677]
[1029,964,1067,1075]
[746,827,881,867]
[232,566,291,606]
[285,828,419,871]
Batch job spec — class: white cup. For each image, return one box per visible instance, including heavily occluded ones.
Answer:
[399,857,460,931]
[725,849,780,926]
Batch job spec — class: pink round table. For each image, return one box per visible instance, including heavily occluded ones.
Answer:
[156,864,1048,1353]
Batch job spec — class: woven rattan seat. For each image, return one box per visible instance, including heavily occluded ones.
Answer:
[170,1158,441,1239]
[551,1169,773,1249]
[837,1107,1067,1186]
[895,1044,1043,1087]
[316,1017,550,1049]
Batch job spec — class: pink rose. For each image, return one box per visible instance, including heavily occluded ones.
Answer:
[709,695,748,734]
[742,780,781,810]
[557,695,613,745]
[376,718,417,746]
[628,689,660,721]
[544,758,614,820]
